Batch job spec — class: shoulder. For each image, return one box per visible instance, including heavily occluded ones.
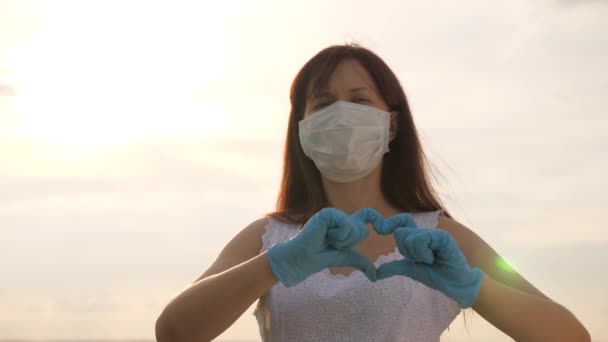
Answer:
[192,216,270,283]
[435,214,484,265]
[225,216,271,253]
[246,216,273,239]
[234,216,272,254]
[436,214,476,249]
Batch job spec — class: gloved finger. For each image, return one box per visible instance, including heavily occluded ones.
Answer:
[393,227,420,259]
[326,224,352,244]
[376,259,413,280]
[300,207,345,241]
[381,213,417,235]
[429,230,465,263]
[351,208,385,232]
[352,219,370,245]
[316,207,356,241]
[327,224,367,249]
[394,229,436,264]
[323,249,377,282]
[316,207,352,231]
[402,230,435,265]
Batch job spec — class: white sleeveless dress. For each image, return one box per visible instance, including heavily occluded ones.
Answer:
[253,209,462,342]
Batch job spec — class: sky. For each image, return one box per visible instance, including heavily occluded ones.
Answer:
[0,0,607,341]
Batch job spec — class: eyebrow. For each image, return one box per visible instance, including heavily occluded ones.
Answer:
[311,87,371,99]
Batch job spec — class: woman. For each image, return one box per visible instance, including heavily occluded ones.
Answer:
[155,44,590,341]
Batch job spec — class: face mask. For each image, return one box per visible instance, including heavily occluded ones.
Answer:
[299,101,391,183]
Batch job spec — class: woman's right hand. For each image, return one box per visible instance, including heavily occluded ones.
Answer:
[267,207,377,287]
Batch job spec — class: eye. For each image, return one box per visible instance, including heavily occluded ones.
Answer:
[353,97,370,104]
[312,102,330,110]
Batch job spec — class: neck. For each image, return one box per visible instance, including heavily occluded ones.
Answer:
[321,165,399,217]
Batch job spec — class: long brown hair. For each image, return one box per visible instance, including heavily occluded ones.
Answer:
[266,44,453,224]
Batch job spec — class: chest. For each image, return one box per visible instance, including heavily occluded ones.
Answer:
[327,229,398,277]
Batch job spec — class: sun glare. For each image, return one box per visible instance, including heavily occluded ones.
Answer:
[2,1,240,149]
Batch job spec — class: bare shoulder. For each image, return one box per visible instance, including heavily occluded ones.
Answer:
[436,213,552,301]
[192,216,270,284]
[435,214,483,265]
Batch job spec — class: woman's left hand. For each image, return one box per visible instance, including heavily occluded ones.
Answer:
[375,221,484,309]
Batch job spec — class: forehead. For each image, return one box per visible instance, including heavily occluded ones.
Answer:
[307,58,378,98]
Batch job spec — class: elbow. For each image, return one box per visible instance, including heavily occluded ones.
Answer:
[155,310,213,342]
[561,313,591,342]
[569,312,591,342]
[155,311,178,342]
[575,327,591,342]
[154,316,175,342]
[567,329,591,342]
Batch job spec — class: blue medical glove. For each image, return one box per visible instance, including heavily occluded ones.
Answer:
[376,226,484,309]
[351,207,417,235]
[267,207,377,287]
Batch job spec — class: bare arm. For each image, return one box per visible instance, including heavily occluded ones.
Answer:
[437,215,590,341]
[473,272,590,341]
[155,218,277,342]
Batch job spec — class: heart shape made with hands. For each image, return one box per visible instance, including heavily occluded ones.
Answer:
[356,208,442,264]
[325,207,439,277]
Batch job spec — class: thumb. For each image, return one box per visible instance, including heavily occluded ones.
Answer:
[380,213,418,235]
[351,208,385,230]
[323,249,377,282]
[394,227,420,245]
[376,259,414,280]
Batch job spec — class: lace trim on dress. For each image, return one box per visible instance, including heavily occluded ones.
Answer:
[321,245,401,280]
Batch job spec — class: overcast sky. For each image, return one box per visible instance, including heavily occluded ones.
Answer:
[0,0,607,341]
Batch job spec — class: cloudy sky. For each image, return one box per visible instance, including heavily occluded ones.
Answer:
[0,0,606,341]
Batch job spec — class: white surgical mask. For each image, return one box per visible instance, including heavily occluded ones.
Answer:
[299,101,391,183]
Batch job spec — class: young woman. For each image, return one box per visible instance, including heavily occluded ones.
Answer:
[155,44,591,342]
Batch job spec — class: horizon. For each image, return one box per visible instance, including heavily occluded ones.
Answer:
[1,0,606,341]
